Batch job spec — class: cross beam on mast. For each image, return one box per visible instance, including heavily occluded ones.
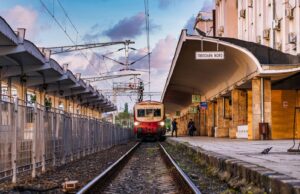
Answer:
[41,40,135,55]
[101,92,161,97]
[82,72,141,82]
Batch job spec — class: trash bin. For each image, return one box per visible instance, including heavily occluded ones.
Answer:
[259,122,269,140]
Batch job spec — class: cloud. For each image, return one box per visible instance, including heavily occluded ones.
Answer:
[82,24,102,42]
[113,35,176,72]
[103,12,145,40]
[105,35,176,97]
[74,35,176,94]
[1,5,39,40]
[136,35,177,96]
[150,35,177,69]
[83,12,160,42]
[184,15,196,35]
[103,12,160,41]
[52,52,90,73]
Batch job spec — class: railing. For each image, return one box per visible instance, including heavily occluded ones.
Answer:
[0,98,134,183]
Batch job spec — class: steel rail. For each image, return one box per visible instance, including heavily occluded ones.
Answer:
[159,143,202,194]
[77,142,140,194]
[78,142,201,194]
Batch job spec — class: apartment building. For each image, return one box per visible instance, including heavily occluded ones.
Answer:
[196,0,300,55]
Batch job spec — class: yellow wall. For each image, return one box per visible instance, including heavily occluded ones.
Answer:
[271,90,298,139]
[247,89,300,140]
[216,97,230,137]
[247,90,253,139]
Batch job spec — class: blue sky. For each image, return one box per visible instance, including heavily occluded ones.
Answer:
[0,0,213,111]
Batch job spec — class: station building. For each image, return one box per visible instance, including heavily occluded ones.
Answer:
[162,0,300,140]
[0,16,115,115]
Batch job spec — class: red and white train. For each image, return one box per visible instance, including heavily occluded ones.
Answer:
[133,101,166,140]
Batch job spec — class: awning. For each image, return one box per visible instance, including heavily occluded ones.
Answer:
[0,16,116,112]
[162,30,300,114]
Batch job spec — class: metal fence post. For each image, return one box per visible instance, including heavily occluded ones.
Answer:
[61,115,66,165]
[31,103,37,178]
[52,111,56,167]
[11,98,18,183]
[41,106,46,173]
[110,124,113,147]
[70,116,74,162]
[82,118,86,157]
[87,117,90,155]
[77,117,81,159]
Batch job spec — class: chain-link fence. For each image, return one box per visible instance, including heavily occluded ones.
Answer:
[0,98,134,183]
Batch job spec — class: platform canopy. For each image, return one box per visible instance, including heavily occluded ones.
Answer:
[162,30,300,114]
[0,16,116,112]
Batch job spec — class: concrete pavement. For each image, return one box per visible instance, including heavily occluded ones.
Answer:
[169,136,300,180]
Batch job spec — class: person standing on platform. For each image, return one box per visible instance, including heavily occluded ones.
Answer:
[171,118,178,137]
[188,119,196,136]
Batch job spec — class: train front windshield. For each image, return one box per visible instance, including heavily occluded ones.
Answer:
[137,108,161,118]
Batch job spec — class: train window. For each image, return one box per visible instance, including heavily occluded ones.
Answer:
[154,109,161,117]
[137,108,161,117]
[137,109,145,117]
[146,109,153,116]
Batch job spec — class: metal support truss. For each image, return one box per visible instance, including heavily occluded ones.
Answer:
[41,40,134,55]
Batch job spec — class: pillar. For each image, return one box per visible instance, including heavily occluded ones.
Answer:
[230,89,247,138]
[72,98,75,114]
[64,98,68,113]
[215,97,230,137]
[250,77,271,140]
[36,90,45,106]
[207,102,213,136]
[16,82,26,105]
[53,93,59,109]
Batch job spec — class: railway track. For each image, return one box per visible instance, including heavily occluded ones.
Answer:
[78,142,201,194]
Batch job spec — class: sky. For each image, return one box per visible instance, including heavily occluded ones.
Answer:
[0,0,213,112]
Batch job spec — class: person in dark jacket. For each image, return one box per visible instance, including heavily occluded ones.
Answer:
[171,118,178,137]
[188,119,196,136]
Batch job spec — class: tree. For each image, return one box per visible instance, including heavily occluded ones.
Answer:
[115,103,133,128]
[124,103,129,113]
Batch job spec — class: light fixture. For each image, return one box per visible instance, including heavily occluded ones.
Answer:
[159,121,165,126]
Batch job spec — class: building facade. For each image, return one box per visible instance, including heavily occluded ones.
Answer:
[198,0,300,55]
[163,0,300,140]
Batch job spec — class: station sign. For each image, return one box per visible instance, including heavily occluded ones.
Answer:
[195,51,224,60]
[192,95,201,103]
[188,106,198,114]
[175,111,181,117]
[200,102,208,110]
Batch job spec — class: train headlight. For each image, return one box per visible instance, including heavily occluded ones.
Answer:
[134,121,140,126]
[159,121,165,126]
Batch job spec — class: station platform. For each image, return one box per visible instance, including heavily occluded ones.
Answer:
[168,136,300,180]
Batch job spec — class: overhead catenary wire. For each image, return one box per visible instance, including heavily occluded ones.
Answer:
[144,0,151,95]
[51,0,149,79]
[41,0,150,108]
[42,1,135,112]
[39,0,112,87]
[56,0,79,43]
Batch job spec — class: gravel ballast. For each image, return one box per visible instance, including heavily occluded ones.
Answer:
[0,141,136,193]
